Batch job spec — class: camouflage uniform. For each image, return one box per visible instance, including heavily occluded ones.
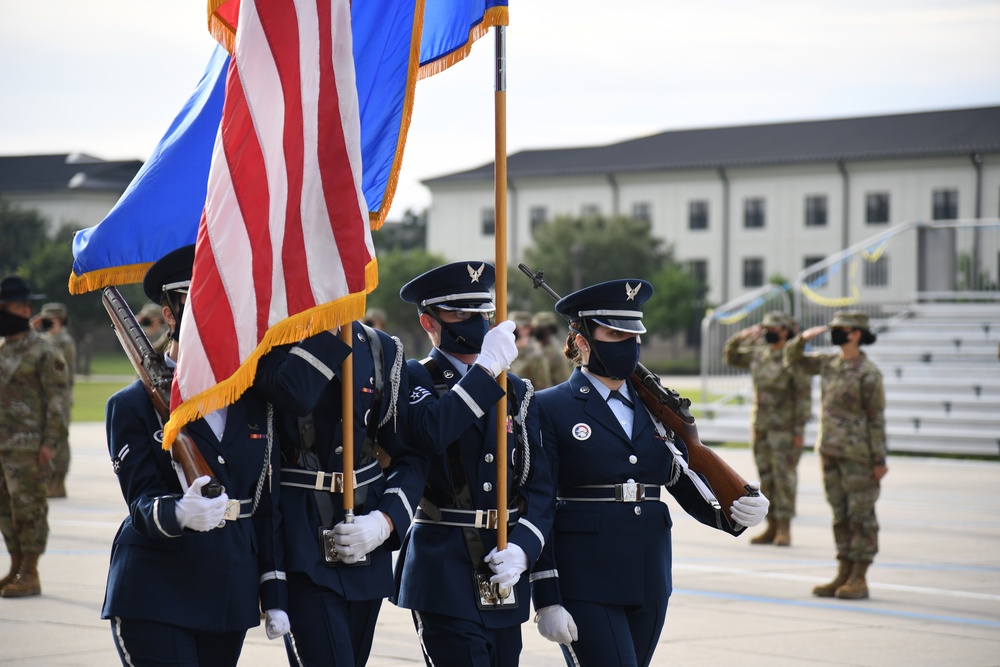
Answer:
[785,322,886,565]
[723,317,811,524]
[0,330,70,555]
[532,311,573,384]
[39,303,76,492]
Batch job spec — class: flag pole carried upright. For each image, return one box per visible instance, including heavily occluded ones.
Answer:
[493,24,509,554]
[340,325,355,522]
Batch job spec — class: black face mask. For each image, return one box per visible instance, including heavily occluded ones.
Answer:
[830,328,851,346]
[586,337,641,380]
[0,311,31,337]
[764,330,782,344]
[437,315,489,354]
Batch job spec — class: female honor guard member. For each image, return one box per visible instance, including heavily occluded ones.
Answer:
[253,320,426,666]
[394,262,554,667]
[102,246,286,667]
[531,280,769,667]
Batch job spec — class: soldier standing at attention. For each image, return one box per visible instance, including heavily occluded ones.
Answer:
[509,310,554,390]
[532,311,573,384]
[33,302,77,498]
[0,276,70,598]
[785,311,888,600]
[529,279,768,667]
[723,311,812,546]
[394,262,554,667]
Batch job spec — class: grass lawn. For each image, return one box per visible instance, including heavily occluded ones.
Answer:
[72,381,130,422]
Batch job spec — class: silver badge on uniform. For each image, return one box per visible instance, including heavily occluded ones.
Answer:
[443,370,455,379]
[572,423,592,441]
[153,430,164,444]
[579,386,590,394]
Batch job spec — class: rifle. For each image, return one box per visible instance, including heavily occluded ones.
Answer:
[102,286,223,498]
[517,264,758,528]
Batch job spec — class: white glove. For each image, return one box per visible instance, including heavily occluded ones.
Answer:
[174,476,229,532]
[264,609,290,640]
[484,542,528,588]
[477,320,517,377]
[332,511,391,564]
[535,604,579,645]
[731,489,769,528]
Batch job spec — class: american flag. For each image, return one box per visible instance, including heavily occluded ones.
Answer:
[164,0,375,447]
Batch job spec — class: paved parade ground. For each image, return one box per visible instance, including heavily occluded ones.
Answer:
[1,422,998,666]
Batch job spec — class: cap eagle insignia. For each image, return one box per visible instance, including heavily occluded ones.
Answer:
[625,282,641,301]
[467,263,485,283]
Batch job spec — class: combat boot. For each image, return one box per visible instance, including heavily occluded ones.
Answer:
[835,561,870,600]
[812,558,851,597]
[0,552,41,598]
[48,476,67,498]
[0,552,22,588]
[772,519,791,547]
[749,518,777,545]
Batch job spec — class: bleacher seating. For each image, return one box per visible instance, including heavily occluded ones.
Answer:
[694,301,1000,457]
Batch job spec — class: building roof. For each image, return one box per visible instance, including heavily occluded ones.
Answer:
[424,106,1000,185]
[0,153,142,193]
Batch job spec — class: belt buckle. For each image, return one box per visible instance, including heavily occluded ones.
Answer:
[474,509,498,529]
[316,471,346,493]
[616,482,643,502]
[222,499,241,521]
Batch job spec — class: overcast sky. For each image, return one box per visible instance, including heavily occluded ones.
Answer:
[2,0,998,220]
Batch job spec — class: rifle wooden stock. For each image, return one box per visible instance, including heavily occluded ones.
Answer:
[631,366,758,527]
[101,287,222,498]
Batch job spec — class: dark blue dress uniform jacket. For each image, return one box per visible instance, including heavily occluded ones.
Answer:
[531,369,743,610]
[254,324,426,601]
[101,381,284,632]
[393,349,555,628]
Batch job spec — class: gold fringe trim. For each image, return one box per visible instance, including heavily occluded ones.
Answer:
[368,0,427,230]
[162,256,379,450]
[208,0,238,55]
[67,263,153,295]
[417,6,508,81]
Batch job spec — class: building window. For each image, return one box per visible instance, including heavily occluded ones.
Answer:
[686,260,708,346]
[632,202,651,224]
[529,206,548,234]
[804,255,827,285]
[743,257,765,287]
[688,200,709,230]
[866,192,890,224]
[744,198,765,228]
[932,189,958,220]
[481,207,495,236]
[581,204,600,218]
[688,259,709,287]
[864,255,889,287]
[805,195,828,227]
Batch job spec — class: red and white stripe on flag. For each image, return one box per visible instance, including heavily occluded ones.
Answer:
[164,0,376,449]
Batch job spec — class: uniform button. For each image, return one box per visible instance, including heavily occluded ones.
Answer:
[335,446,344,455]
[484,453,494,463]
[629,455,637,464]
[217,455,226,464]
[483,482,493,492]
[634,506,642,516]
[627,478,635,484]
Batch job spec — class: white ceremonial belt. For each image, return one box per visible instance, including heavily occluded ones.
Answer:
[280,460,383,493]
[557,482,661,503]
[222,498,254,521]
[414,507,520,529]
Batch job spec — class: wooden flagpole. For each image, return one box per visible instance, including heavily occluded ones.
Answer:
[494,25,509,552]
[341,324,355,522]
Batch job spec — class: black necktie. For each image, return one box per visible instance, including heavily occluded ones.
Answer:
[608,389,634,410]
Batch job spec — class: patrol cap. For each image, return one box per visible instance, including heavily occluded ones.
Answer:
[39,302,68,320]
[138,302,165,320]
[761,311,790,328]
[829,310,877,344]
[0,275,46,303]
[399,261,496,313]
[509,310,533,327]
[555,279,653,334]
[143,244,195,303]
[531,311,561,329]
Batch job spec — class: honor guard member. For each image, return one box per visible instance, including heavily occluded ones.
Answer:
[0,276,70,598]
[787,311,887,600]
[394,262,554,667]
[723,311,812,546]
[253,318,427,666]
[102,245,286,666]
[530,280,769,667]
[34,302,76,498]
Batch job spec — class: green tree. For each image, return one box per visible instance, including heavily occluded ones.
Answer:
[646,261,705,337]
[367,247,446,356]
[0,199,48,275]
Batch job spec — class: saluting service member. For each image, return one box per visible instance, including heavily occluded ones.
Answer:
[393,261,554,667]
[786,311,887,600]
[723,311,812,546]
[253,318,427,666]
[0,276,70,598]
[101,246,286,666]
[530,279,769,667]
